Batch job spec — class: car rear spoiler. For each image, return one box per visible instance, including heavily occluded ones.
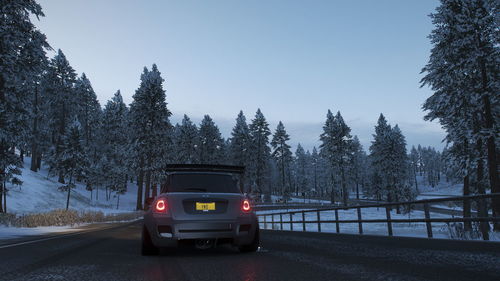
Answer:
[164,164,245,174]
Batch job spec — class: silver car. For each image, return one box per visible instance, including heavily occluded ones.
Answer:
[141,164,259,255]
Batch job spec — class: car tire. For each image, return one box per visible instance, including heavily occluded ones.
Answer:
[239,225,260,253]
[141,225,159,256]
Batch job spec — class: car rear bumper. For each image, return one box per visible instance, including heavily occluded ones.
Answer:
[144,214,258,247]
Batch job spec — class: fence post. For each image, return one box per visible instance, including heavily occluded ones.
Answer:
[424,203,433,238]
[290,213,294,231]
[302,212,306,231]
[264,215,267,230]
[357,207,363,234]
[280,213,283,230]
[271,214,275,230]
[335,209,340,233]
[385,206,393,236]
[317,211,321,232]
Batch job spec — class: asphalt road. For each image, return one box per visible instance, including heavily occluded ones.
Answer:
[1,221,499,281]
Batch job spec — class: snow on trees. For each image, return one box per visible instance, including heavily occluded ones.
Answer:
[43,50,78,184]
[248,109,271,195]
[129,64,172,210]
[271,121,293,197]
[100,90,129,203]
[173,115,199,164]
[198,115,225,164]
[59,119,88,210]
[320,110,353,205]
[0,0,50,212]
[421,0,499,230]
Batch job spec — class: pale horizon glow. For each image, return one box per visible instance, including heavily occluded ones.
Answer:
[34,0,445,152]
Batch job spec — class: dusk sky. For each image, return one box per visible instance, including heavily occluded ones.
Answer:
[34,0,445,152]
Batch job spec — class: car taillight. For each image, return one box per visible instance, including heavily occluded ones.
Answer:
[242,199,251,212]
[155,199,166,213]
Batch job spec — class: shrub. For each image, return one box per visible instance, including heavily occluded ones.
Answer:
[0,210,143,228]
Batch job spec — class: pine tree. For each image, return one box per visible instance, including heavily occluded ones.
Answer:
[198,115,224,164]
[271,121,293,196]
[129,64,172,210]
[0,0,49,212]
[248,109,271,194]
[351,136,367,200]
[368,114,392,202]
[75,73,101,147]
[409,146,420,193]
[228,111,252,190]
[421,0,499,230]
[59,119,88,210]
[100,90,129,202]
[295,144,310,197]
[173,115,199,164]
[320,110,353,205]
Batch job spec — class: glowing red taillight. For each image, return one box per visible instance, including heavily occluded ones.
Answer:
[242,199,251,212]
[155,199,166,213]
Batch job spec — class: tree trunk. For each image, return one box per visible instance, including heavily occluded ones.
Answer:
[0,181,3,213]
[20,149,24,163]
[152,184,157,198]
[30,86,39,172]
[58,171,65,184]
[356,182,360,200]
[116,194,120,209]
[463,174,472,232]
[136,170,144,210]
[476,138,490,239]
[36,153,42,170]
[144,171,151,207]
[66,175,72,210]
[3,180,6,213]
[478,54,500,231]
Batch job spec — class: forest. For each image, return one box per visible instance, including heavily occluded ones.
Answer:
[0,0,498,234]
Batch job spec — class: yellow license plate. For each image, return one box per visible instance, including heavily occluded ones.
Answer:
[196,202,216,211]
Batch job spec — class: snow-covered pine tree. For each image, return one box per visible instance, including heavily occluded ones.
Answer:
[421,0,499,230]
[173,115,199,164]
[389,125,412,209]
[129,64,172,210]
[59,118,88,210]
[368,114,392,202]
[228,111,252,190]
[351,136,367,200]
[100,90,129,202]
[294,144,311,197]
[409,146,420,193]
[320,110,353,205]
[74,73,101,147]
[74,73,103,197]
[270,121,293,197]
[248,109,271,195]
[0,0,50,212]
[198,115,225,164]
[42,49,78,184]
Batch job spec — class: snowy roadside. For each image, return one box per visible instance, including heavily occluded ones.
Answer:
[0,217,142,241]
[257,208,500,241]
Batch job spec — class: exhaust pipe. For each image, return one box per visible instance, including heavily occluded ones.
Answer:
[195,239,215,249]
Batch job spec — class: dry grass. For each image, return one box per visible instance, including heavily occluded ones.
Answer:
[0,210,143,227]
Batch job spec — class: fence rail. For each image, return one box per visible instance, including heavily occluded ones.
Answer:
[257,193,500,241]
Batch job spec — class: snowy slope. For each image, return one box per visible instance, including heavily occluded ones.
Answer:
[5,157,138,215]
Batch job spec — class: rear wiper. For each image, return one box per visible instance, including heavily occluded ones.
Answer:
[183,187,207,192]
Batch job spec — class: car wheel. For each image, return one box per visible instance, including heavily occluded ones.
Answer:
[141,225,159,256]
[239,226,260,253]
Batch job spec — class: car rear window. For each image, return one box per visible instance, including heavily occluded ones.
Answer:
[165,173,240,193]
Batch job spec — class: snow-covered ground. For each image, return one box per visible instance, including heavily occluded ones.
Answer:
[0,225,80,240]
[4,157,138,215]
